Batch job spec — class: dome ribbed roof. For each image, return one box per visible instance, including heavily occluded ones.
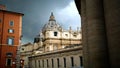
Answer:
[42,12,62,32]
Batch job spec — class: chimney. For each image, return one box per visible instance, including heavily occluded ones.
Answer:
[0,4,6,10]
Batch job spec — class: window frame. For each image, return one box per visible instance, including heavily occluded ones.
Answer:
[54,32,58,36]
[8,29,14,33]
[57,58,60,67]
[7,37,14,45]
[6,58,12,66]
[38,60,41,67]
[9,20,14,26]
[42,60,44,67]
[80,56,83,67]
[47,59,49,67]
[51,59,54,67]
[71,57,74,67]
[63,57,66,67]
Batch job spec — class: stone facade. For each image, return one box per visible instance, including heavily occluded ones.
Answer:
[41,12,82,52]
[29,47,83,68]
[20,12,82,68]
[75,0,120,68]
[20,43,33,68]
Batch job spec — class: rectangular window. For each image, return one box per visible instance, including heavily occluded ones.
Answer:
[54,32,58,36]
[63,58,66,67]
[35,60,37,68]
[52,59,54,67]
[80,56,83,67]
[8,29,14,33]
[57,58,60,68]
[47,59,48,67]
[39,60,41,67]
[7,37,14,45]
[9,21,14,26]
[42,60,44,67]
[71,57,74,67]
[6,58,12,66]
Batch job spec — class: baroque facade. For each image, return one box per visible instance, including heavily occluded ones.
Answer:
[20,12,83,68]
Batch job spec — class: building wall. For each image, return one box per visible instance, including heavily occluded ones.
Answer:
[0,11,3,43]
[20,12,82,68]
[0,45,17,68]
[43,30,81,51]
[20,43,34,68]
[0,11,22,46]
[45,30,81,39]
[29,47,83,68]
[20,44,83,68]
[0,10,23,68]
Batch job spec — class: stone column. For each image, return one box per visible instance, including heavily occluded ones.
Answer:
[104,0,120,68]
[81,0,89,68]
[54,58,58,68]
[84,0,109,68]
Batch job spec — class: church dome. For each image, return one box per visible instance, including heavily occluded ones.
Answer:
[42,12,62,32]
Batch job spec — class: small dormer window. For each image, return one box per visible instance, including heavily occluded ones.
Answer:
[54,32,58,36]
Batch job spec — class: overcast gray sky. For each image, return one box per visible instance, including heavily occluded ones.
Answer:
[0,0,81,44]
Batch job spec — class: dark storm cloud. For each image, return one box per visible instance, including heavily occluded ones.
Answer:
[0,0,80,44]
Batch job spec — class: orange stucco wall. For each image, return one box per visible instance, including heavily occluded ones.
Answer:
[0,10,23,68]
[0,46,17,68]
[0,11,22,46]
